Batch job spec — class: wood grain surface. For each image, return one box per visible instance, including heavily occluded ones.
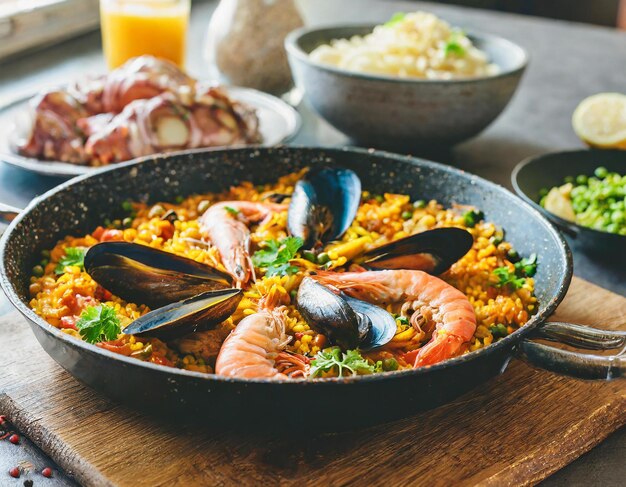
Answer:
[1,276,625,487]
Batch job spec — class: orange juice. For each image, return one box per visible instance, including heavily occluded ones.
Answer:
[100,0,190,69]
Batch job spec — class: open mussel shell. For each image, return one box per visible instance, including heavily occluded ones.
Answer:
[287,167,361,248]
[296,277,361,349]
[362,227,473,275]
[296,277,395,350]
[343,295,397,351]
[123,288,242,340]
[84,242,232,309]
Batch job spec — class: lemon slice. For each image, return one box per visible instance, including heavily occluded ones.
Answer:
[572,93,626,149]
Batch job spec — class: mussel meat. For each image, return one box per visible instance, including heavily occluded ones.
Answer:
[84,241,232,308]
[296,277,395,351]
[123,288,242,339]
[287,167,361,248]
[360,227,473,275]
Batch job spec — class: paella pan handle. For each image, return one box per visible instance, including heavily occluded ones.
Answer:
[0,202,22,225]
[519,322,626,380]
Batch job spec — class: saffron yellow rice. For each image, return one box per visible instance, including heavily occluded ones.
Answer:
[29,171,537,375]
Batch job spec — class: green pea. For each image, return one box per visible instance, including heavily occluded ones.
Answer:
[575,174,588,185]
[32,265,44,277]
[382,358,399,371]
[175,195,185,204]
[539,188,549,197]
[122,217,133,228]
[40,258,49,267]
[401,211,413,220]
[413,199,426,208]
[302,250,317,263]
[564,175,575,184]
[121,200,133,212]
[317,252,331,265]
[594,166,608,179]
[41,249,50,259]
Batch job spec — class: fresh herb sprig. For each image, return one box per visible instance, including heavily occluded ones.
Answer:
[252,236,304,277]
[76,305,121,344]
[310,348,375,378]
[493,267,526,290]
[493,252,538,290]
[55,247,86,275]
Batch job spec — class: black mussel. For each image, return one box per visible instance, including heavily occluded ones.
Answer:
[123,288,242,340]
[84,242,232,308]
[343,295,397,351]
[296,277,361,349]
[288,167,361,248]
[361,227,473,275]
[296,277,395,350]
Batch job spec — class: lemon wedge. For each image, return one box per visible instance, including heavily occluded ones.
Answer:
[572,93,626,149]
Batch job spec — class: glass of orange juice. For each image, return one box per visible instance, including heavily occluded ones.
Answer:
[100,0,190,69]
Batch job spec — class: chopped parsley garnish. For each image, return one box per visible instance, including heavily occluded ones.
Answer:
[55,247,86,275]
[385,12,405,27]
[76,305,121,344]
[251,236,304,277]
[493,253,538,290]
[444,31,466,57]
[224,206,240,216]
[493,266,526,290]
[463,209,484,228]
[310,348,375,378]
[395,315,409,326]
[515,253,537,277]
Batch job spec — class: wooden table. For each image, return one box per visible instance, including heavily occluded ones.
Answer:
[1,1,625,485]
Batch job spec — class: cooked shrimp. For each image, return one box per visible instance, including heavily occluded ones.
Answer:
[215,292,292,379]
[312,269,476,367]
[200,201,286,286]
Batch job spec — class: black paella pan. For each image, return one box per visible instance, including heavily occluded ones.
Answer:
[1,147,624,429]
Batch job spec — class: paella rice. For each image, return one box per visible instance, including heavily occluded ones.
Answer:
[29,169,537,378]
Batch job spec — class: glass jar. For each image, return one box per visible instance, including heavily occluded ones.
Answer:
[205,0,304,94]
[100,0,190,69]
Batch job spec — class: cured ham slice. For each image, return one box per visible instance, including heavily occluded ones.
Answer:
[16,55,261,166]
[101,56,194,113]
[18,91,89,164]
[85,89,261,165]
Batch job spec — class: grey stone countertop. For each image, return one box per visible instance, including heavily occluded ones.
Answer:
[0,1,624,485]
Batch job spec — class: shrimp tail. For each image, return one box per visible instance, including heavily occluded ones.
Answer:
[413,333,468,367]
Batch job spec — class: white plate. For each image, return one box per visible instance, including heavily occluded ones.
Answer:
[0,86,301,178]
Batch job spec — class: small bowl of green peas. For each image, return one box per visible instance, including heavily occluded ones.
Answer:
[512,149,626,256]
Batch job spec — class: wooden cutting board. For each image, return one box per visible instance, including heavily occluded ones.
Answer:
[1,276,625,487]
